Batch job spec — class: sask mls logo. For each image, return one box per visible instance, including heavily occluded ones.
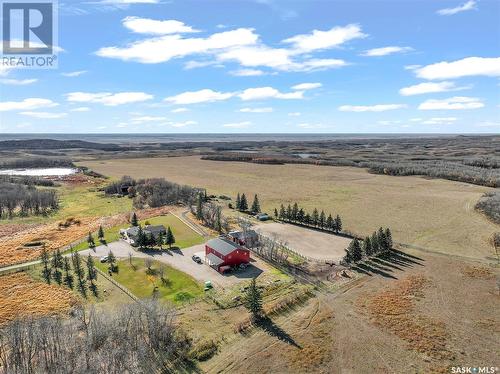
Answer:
[1,0,58,68]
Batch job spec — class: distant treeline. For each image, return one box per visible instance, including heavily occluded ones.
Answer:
[0,158,74,169]
[202,154,500,188]
[0,182,58,218]
[475,191,500,224]
[105,176,199,208]
[0,175,57,187]
[0,139,122,151]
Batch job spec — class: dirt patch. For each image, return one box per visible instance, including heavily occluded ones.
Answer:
[0,223,42,239]
[0,272,79,325]
[460,265,495,280]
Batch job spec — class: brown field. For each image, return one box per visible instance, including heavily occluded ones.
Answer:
[0,272,79,325]
[201,251,500,373]
[82,156,498,260]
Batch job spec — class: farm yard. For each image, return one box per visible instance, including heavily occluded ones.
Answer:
[254,222,351,262]
[82,156,498,260]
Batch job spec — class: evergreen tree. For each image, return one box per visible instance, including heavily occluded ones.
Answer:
[292,203,299,221]
[385,228,393,250]
[196,193,203,220]
[239,193,248,211]
[279,204,286,221]
[343,248,352,265]
[319,210,326,229]
[156,231,164,250]
[87,232,95,249]
[349,238,363,262]
[51,249,64,285]
[297,208,305,223]
[135,226,145,248]
[245,278,263,319]
[334,215,342,233]
[87,254,98,296]
[214,207,223,233]
[362,236,372,257]
[131,212,139,227]
[72,252,86,297]
[40,248,51,284]
[274,208,279,218]
[312,208,319,227]
[166,226,176,249]
[378,227,388,252]
[98,226,105,241]
[63,257,73,289]
[236,193,241,210]
[326,214,334,231]
[304,213,311,225]
[107,250,117,272]
[371,232,380,254]
[286,204,292,221]
[251,194,261,213]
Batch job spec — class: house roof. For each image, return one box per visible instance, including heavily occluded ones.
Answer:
[206,237,243,256]
[206,253,224,266]
[126,225,166,237]
[229,230,258,240]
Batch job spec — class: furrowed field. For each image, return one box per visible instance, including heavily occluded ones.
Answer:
[82,156,498,260]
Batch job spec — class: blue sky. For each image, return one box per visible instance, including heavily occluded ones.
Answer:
[0,0,499,133]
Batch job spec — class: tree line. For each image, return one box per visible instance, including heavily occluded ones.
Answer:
[0,175,56,187]
[104,176,200,209]
[275,203,343,234]
[0,157,74,169]
[342,227,393,265]
[40,248,99,298]
[0,182,58,219]
[0,300,188,374]
[193,193,230,233]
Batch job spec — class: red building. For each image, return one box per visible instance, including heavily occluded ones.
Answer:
[205,237,250,272]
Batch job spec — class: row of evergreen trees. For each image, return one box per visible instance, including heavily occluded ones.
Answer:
[275,203,343,233]
[343,227,393,265]
[40,249,99,298]
[134,226,175,249]
[234,193,261,214]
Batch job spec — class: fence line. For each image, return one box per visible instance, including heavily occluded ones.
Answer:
[89,262,138,302]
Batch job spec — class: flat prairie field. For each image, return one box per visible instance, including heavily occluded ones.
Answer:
[82,156,498,260]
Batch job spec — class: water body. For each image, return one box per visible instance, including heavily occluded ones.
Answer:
[0,168,77,176]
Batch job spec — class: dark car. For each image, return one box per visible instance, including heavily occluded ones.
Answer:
[192,255,202,264]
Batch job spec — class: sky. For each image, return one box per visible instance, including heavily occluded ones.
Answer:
[0,0,499,134]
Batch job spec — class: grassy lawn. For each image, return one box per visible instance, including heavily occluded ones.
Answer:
[96,258,203,304]
[71,214,204,252]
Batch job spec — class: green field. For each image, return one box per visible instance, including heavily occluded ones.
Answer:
[71,214,205,252]
[96,258,203,303]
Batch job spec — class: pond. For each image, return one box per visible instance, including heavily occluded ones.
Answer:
[0,168,78,176]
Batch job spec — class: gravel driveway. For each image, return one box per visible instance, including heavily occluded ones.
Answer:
[81,240,268,288]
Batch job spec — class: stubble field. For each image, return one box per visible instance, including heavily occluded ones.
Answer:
[82,156,498,260]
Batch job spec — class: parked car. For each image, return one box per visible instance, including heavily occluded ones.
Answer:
[100,256,109,263]
[192,255,202,264]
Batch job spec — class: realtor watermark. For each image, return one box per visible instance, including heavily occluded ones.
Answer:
[1,0,58,69]
[450,367,499,374]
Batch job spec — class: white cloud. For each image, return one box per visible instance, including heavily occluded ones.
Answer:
[0,98,58,112]
[97,0,159,4]
[96,28,258,64]
[0,78,38,85]
[338,104,407,112]
[61,70,87,77]
[239,87,303,101]
[399,81,470,96]
[70,107,90,112]
[130,116,168,123]
[239,107,273,113]
[437,0,476,15]
[171,107,189,113]
[122,17,200,34]
[288,112,301,116]
[20,111,67,119]
[283,24,367,53]
[291,82,322,90]
[362,46,413,57]
[164,89,234,105]
[418,96,484,110]
[421,117,458,125]
[229,69,265,76]
[168,120,197,128]
[222,121,251,128]
[296,123,327,129]
[415,57,500,80]
[404,64,421,70]
[475,121,500,128]
[66,92,153,106]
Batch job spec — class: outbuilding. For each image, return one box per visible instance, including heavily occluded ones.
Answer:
[205,237,250,272]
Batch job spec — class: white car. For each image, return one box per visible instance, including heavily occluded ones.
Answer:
[100,256,109,263]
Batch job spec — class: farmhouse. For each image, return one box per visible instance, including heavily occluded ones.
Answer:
[205,237,250,272]
[228,230,259,248]
[122,225,166,245]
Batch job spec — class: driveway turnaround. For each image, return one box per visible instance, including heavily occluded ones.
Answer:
[81,240,268,288]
